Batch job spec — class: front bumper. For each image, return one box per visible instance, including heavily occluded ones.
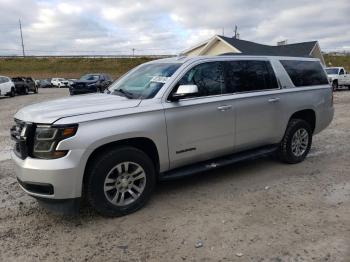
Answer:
[12,149,85,199]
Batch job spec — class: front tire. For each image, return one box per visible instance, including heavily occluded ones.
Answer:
[85,147,156,217]
[278,119,312,164]
[9,87,15,97]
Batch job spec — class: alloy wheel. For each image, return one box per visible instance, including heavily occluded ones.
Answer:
[103,161,146,206]
[291,128,309,157]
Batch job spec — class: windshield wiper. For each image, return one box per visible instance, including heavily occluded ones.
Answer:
[113,88,134,99]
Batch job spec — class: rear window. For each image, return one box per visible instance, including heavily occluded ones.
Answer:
[280,60,328,87]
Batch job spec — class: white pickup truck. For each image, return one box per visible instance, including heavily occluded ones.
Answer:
[325,67,350,90]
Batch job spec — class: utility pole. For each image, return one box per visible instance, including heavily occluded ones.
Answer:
[19,19,25,57]
[234,25,238,39]
[222,27,225,36]
[132,48,135,57]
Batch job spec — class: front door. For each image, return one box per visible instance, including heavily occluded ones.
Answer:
[163,62,235,169]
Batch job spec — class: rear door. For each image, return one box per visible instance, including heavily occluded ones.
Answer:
[338,68,346,85]
[224,60,282,151]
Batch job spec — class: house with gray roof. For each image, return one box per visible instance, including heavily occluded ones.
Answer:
[181,35,325,64]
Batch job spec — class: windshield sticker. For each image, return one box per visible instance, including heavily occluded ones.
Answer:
[150,76,170,84]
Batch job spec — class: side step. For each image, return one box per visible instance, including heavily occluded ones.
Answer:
[159,145,277,181]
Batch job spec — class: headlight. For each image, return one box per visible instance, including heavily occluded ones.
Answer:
[33,125,78,159]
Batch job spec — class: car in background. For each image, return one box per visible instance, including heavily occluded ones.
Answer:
[69,73,112,95]
[37,79,52,88]
[12,77,38,95]
[325,67,350,91]
[51,78,69,88]
[0,76,16,97]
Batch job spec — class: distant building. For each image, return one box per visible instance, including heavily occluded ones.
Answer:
[181,35,325,65]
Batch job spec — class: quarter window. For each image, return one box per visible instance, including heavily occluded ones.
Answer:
[176,62,225,98]
[225,60,278,93]
[280,60,329,87]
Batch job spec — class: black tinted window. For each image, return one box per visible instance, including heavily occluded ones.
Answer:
[339,69,344,75]
[177,62,225,97]
[280,60,328,87]
[225,60,278,93]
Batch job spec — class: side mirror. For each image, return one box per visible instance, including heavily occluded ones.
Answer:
[170,85,198,101]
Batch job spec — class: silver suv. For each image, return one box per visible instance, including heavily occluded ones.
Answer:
[11,56,334,216]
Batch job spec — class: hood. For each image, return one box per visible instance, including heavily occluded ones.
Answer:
[74,80,98,84]
[327,74,338,79]
[15,93,141,124]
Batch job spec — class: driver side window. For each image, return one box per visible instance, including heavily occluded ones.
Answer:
[339,69,344,75]
[176,62,225,98]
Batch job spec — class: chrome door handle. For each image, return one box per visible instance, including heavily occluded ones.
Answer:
[217,105,232,111]
[268,97,280,103]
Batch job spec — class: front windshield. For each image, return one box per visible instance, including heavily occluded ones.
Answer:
[80,74,100,81]
[109,63,181,99]
[325,68,339,75]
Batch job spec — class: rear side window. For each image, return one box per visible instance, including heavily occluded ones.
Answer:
[225,60,278,93]
[280,60,328,87]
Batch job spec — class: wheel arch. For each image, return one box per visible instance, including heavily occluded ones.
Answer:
[83,137,160,186]
[289,109,316,133]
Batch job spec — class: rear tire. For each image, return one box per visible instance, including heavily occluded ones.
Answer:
[278,119,312,164]
[332,80,338,91]
[85,147,156,217]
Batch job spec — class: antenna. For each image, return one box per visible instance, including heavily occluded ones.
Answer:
[222,27,225,36]
[19,19,25,57]
[234,25,238,39]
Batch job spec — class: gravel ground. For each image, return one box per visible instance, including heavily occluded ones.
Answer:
[0,88,349,262]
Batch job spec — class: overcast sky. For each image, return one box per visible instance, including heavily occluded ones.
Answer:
[0,0,349,56]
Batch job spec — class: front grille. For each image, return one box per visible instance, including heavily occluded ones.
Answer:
[10,120,35,159]
[73,83,85,89]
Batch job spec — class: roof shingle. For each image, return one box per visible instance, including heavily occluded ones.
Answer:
[219,35,317,57]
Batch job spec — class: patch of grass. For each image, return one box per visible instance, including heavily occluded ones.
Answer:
[0,55,349,80]
[0,57,156,80]
[324,54,350,71]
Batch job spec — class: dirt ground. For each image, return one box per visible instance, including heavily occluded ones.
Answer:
[0,88,349,262]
